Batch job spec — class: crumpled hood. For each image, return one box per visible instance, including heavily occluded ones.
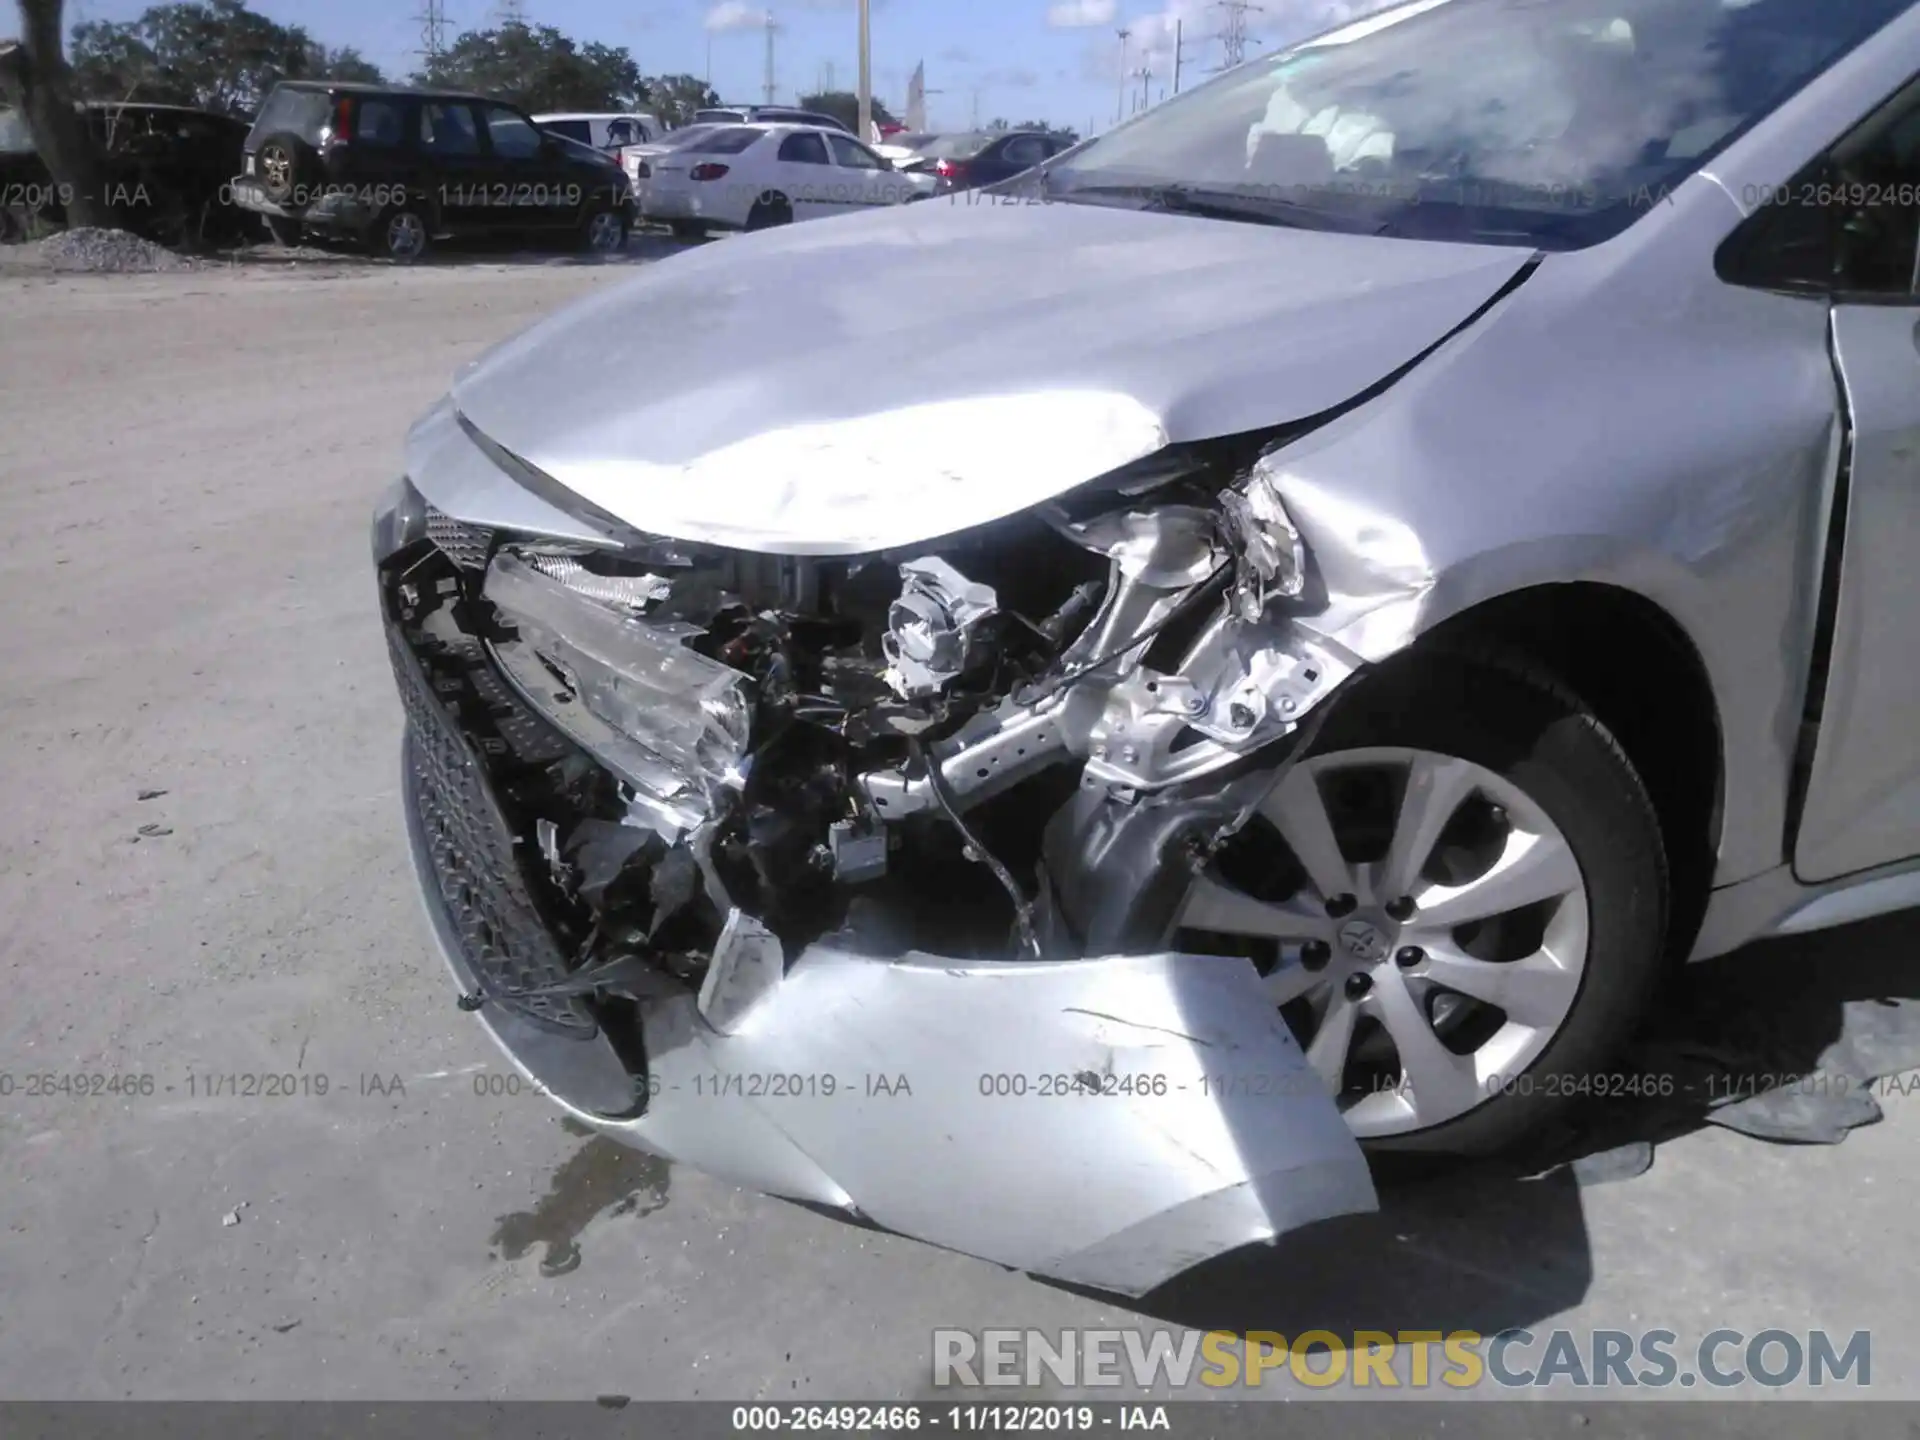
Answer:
[450,199,1533,553]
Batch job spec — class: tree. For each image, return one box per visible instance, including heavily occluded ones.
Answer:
[798,90,896,134]
[1012,118,1077,142]
[68,0,384,115]
[645,73,718,128]
[1,0,111,225]
[416,23,643,112]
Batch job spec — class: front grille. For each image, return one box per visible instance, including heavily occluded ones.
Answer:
[424,503,495,571]
[386,590,597,1036]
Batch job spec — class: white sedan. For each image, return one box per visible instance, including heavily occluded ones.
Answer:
[637,124,938,235]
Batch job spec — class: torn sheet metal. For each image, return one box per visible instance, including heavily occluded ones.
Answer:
[591,947,1376,1296]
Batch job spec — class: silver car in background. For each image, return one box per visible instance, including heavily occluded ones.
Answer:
[374,0,1920,1294]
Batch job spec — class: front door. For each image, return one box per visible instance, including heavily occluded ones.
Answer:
[476,102,570,232]
[419,100,490,232]
[1794,79,1920,882]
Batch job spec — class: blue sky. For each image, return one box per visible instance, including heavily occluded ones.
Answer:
[65,0,1383,132]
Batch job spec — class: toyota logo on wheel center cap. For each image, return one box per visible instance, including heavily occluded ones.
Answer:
[1338,919,1390,963]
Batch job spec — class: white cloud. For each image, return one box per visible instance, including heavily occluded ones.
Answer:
[1048,0,1117,29]
[705,1,771,32]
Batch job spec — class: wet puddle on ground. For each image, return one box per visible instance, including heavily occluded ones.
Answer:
[490,1117,672,1276]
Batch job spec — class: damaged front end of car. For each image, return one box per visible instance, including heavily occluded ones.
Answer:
[375,424,1394,1296]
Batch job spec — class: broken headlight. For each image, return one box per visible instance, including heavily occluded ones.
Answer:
[484,550,752,830]
[1218,466,1307,621]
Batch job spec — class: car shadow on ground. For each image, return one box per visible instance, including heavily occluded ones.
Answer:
[1093,908,1920,1339]
[216,227,693,270]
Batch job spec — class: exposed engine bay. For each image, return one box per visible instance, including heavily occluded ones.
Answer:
[383,434,1366,1078]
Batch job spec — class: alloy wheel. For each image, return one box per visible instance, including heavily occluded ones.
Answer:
[385,211,427,261]
[585,210,626,252]
[1178,745,1590,1139]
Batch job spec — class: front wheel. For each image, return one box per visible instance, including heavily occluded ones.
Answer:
[1176,646,1668,1157]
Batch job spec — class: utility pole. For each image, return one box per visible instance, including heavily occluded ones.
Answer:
[1137,66,1152,114]
[1172,18,1186,94]
[857,0,872,139]
[1114,27,1131,125]
[970,87,981,129]
[494,0,528,23]
[763,14,780,105]
[706,32,714,87]
[1214,0,1262,70]
[414,0,451,64]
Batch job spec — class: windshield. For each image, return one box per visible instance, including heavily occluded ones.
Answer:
[1043,0,1913,249]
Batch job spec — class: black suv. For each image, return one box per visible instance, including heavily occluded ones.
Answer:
[232,82,635,261]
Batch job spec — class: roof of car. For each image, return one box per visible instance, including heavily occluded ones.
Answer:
[272,81,494,102]
[531,111,659,121]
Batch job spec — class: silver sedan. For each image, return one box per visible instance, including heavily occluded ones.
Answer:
[375,0,1920,1293]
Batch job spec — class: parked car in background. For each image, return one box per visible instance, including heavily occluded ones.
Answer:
[691,104,853,133]
[903,129,1074,191]
[637,123,935,235]
[532,112,666,151]
[231,82,634,261]
[872,130,940,168]
[376,0,1920,1294]
[612,122,731,195]
[0,101,249,247]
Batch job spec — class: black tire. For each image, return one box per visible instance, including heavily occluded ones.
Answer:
[577,203,630,255]
[263,214,303,246]
[1198,648,1666,1167]
[251,131,321,207]
[1294,644,1669,1159]
[367,203,432,263]
[744,192,793,231]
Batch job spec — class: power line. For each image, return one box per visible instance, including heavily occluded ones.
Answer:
[1213,0,1263,70]
[414,0,451,62]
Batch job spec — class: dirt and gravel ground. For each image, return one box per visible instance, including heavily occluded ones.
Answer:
[3,247,1920,1415]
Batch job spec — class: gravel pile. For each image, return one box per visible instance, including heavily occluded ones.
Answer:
[33,227,196,273]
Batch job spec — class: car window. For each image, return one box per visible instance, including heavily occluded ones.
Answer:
[1830,88,1920,296]
[1719,76,1920,299]
[605,118,639,147]
[1000,135,1047,168]
[920,132,993,160]
[661,125,721,150]
[543,119,593,145]
[694,109,747,125]
[779,131,832,165]
[355,97,406,148]
[249,87,332,146]
[827,133,887,170]
[1045,0,1917,252]
[682,127,765,155]
[421,102,482,156]
[483,106,544,159]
